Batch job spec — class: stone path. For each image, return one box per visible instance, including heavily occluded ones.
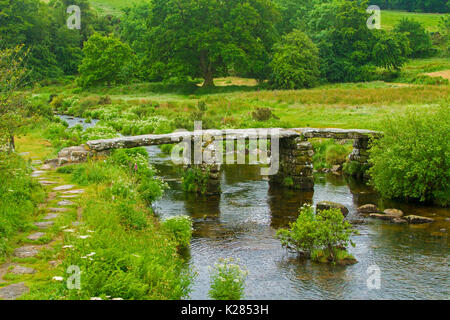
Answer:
[0,163,84,300]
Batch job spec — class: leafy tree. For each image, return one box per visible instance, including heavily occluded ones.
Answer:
[368,104,450,206]
[0,46,33,150]
[277,204,357,263]
[78,33,133,88]
[272,0,317,34]
[372,30,410,70]
[393,18,434,57]
[270,29,320,89]
[439,15,450,56]
[144,0,280,86]
[373,0,449,13]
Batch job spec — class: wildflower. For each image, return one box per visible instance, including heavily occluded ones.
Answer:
[90,297,102,300]
[63,229,75,233]
[78,235,91,239]
[62,245,73,249]
[86,252,96,257]
[52,276,63,281]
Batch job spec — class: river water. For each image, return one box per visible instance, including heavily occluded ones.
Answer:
[57,115,449,300]
[147,146,449,300]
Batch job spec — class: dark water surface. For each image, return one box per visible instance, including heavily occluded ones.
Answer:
[147,146,449,300]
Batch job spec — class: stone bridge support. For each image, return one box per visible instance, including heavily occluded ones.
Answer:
[269,136,314,191]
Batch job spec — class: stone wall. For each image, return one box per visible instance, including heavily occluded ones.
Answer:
[44,145,109,168]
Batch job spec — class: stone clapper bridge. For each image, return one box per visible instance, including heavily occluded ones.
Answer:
[49,127,381,194]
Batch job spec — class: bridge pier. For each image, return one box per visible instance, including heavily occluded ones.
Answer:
[269,136,314,191]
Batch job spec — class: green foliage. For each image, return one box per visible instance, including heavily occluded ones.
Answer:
[161,215,193,248]
[136,0,280,86]
[78,33,133,88]
[0,153,45,257]
[311,139,352,170]
[270,29,320,89]
[372,0,449,13]
[208,258,248,300]
[372,30,411,70]
[368,104,450,206]
[182,167,211,194]
[277,204,358,263]
[439,15,450,56]
[394,18,435,57]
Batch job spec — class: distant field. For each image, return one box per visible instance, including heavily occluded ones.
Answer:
[89,0,145,15]
[382,10,445,32]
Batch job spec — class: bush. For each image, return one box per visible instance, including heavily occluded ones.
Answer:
[270,29,320,89]
[208,258,248,300]
[182,167,211,194]
[161,215,193,248]
[394,18,434,58]
[368,104,450,206]
[311,139,352,170]
[276,204,358,264]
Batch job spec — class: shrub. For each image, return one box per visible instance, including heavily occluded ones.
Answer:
[368,104,450,206]
[276,204,358,264]
[182,167,211,194]
[208,258,248,300]
[311,139,352,169]
[161,215,193,248]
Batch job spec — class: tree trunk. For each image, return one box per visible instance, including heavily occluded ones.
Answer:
[202,70,215,87]
[9,135,15,152]
[200,51,215,87]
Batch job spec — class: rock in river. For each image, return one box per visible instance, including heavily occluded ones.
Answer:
[357,204,378,214]
[404,215,434,224]
[383,209,404,218]
[316,201,349,217]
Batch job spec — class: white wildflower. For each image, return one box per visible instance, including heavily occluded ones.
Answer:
[52,276,64,281]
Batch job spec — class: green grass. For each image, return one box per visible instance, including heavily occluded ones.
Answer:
[89,0,146,16]
[382,10,445,32]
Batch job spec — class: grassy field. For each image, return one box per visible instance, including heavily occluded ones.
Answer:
[382,10,445,32]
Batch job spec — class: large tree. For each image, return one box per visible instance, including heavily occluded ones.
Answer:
[145,0,280,87]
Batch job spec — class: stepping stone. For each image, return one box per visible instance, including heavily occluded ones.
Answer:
[57,200,75,206]
[31,171,45,177]
[48,207,68,213]
[404,215,434,224]
[32,160,42,165]
[38,180,58,185]
[43,213,58,220]
[10,265,36,275]
[27,232,46,241]
[14,246,39,258]
[40,164,53,170]
[62,189,84,194]
[60,195,79,199]
[72,221,83,226]
[53,185,75,191]
[34,221,54,229]
[18,152,30,156]
[0,282,29,300]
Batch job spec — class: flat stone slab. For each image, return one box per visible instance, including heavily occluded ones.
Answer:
[57,200,75,206]
[14,246,39,258]
[43,213,59,220]
[31,171,45,177]
[62,189,84,194]
[357,204,379,214]
[27,232,46,241]
[40,164,53,170]
[10,265,36,275]
[48,207,68,213]
[38,180,58,185]
[53,185,75,191]
[0,282,29,300]
[34,221,54,229]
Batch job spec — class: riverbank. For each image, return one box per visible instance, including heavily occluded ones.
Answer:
[0,131,193,300]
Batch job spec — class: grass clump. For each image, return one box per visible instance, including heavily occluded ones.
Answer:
[0,154,45,258]
[311,139,353,170]
[161,215,193,249]
[208,258,248,300]
[181,167,211,194]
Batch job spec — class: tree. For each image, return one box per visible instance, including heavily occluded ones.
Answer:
[270,29,320,89]
[393,18,434,57]
[0,46,32,151]
[439,15,450,56]
[272,0,317,35]
[145,0,280,87]
[78,33,133,88]
[372,30,410,70]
